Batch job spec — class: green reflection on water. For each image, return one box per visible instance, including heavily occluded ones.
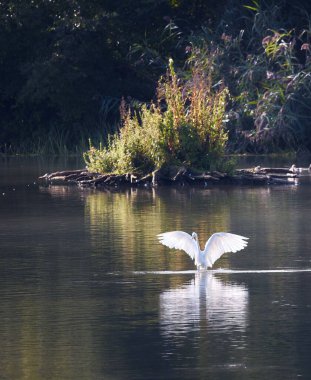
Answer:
[84,187,231,272]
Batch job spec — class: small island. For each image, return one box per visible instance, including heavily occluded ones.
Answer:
[39,60,310,189]
[39,164,310,188]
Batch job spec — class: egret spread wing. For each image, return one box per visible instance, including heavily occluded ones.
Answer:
[157,231,197,260]
[204,232,248,267]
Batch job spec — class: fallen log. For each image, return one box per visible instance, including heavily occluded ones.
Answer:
[66,172,91,180]
[136,173,153,184]
[75,174,108,187]
[257,167,294,174]
[172,166,187,181]
[49,175,68,182]
[191,174,220,181]
[244,165,306,175]
[38,169,86,180]
[211,171,227,179]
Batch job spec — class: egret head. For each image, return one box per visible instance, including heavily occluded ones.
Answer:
[191,232,198,241]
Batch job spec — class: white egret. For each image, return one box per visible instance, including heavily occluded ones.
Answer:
[157,231,248,269]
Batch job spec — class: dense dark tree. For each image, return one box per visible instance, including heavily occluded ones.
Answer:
[1,0,311,152]
[0,0,229,151]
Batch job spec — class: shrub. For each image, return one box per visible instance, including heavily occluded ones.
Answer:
[84,59,230,174]
[84,104,165,174]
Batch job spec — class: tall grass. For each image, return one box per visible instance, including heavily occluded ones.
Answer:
[219,2,311,152]
[176,1,311,153]
[0,125,113,157]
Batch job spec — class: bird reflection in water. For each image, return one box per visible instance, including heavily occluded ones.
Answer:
[159,272,248,337]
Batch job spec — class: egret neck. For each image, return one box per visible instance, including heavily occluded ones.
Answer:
[191,232,200,267]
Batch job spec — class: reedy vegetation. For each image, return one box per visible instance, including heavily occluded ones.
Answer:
[197,0,311,153]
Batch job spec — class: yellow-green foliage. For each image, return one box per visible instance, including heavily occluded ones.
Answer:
[188,66,229,158]
[84,59,229,174]
[84,105,165,174]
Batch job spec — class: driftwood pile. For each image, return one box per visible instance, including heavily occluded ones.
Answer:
[38,164,310,188]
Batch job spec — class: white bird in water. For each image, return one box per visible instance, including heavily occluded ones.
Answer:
[157,231,248,270]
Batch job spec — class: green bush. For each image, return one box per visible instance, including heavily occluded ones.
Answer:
[84,59,230,174]
[84,103,165,174]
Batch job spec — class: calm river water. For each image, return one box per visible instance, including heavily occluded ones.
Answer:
[0,157,311,380]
